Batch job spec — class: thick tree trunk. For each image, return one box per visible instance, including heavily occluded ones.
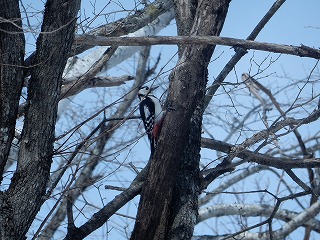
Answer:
[0,0,25,183]
[0,0,80,239]
[130,1,231,240]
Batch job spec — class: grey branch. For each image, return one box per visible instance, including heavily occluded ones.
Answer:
[60,47,117,99]
[72,0,174,55]
[73,35,320,60]
[63,164,148,240]
[39,47,153,239]
[215,107,320,164]
[197,203,320,233]
[204,0,287,109]
[61,75,134,98]
[201,137,320,169]
[194,202,320,240]
[199,165,269,206]
[267,201,320,239]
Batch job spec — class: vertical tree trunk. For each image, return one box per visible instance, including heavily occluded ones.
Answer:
[0,0,80,239]
[0,0,25,183]
[131,1,231,240]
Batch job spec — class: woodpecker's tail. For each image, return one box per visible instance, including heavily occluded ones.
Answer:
[147,134,155,157]
[150,139,155,157]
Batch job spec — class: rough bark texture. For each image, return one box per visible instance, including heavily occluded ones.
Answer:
[173,0,198,57]
[0,0,80,239]
[130,1,231,240]
[0,0,25,183]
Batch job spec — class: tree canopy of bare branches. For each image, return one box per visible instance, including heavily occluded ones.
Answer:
[1,0,320,239]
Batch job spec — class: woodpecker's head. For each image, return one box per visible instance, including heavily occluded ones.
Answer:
[138,85,158,100]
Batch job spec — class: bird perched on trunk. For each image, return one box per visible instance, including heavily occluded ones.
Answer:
[138,86,165,155]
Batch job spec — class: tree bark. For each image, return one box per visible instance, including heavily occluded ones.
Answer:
[0,0,80,239]
[0,0,25,183]
[130,1,231,239]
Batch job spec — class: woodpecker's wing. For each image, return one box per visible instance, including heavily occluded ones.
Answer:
[139,97,156,134]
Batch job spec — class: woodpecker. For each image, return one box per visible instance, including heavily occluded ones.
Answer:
[138,86,165,155]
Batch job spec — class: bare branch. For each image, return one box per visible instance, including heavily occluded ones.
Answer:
[197,203,320,233]
[61,75,134,98]
[199,165,269,205]
[204,0,286,108]
[285,169,313,193]
[63,164,148,240]
[66,194,76,233]
[73,35,320,60]
[60,46,117,99]
[271,201,320,239]
[39,47,153,239]
[201,137,320,169]
[72,0,174,55]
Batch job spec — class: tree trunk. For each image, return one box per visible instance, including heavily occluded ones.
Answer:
[0,0,25,183]
[130,1,231,240]
[0,0,80,239]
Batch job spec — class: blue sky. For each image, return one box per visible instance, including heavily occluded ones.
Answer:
[19,1,320,239]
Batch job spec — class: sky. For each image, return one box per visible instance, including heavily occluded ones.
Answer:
[17,0,320,239]
[215,1,320,81]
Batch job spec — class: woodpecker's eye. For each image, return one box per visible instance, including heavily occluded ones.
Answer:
[145,86,149,90]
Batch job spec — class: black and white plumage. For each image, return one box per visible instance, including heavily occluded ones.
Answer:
[138,86,164,154]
